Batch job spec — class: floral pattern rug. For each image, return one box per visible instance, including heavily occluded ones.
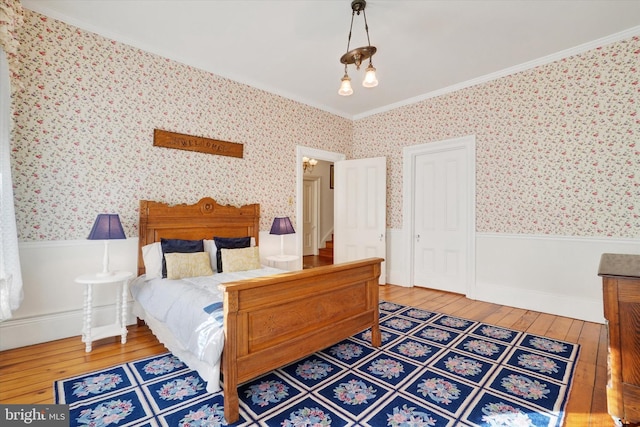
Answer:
[54,301,579,426]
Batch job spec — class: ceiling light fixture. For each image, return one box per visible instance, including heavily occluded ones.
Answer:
[338,0,378,96]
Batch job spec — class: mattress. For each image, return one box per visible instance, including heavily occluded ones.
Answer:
[130,266,284,367]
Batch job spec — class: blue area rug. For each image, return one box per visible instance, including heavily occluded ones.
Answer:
[54,301,579,426]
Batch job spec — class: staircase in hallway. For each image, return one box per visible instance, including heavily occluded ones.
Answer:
[318,234,333,260]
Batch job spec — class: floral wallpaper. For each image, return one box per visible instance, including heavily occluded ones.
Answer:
[11,10,352,241]
[353,36,639,238]
[9,10,639,241]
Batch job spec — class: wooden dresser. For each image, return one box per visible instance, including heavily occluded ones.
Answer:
[599,253,640,426]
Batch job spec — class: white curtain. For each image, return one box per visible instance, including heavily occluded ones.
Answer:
[0,0,24,320]
[0,49,23,320]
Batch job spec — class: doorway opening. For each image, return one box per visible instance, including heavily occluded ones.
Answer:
[303,169,335,269]
[296,147,345,270]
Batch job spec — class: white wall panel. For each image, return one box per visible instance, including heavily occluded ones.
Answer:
[0,231,297,350]
[387,229,639,323]
[475,233,639,323]
[4,229,635,349]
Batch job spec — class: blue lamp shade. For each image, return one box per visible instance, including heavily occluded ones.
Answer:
[270,217,295,256]
[269,217,295,235]
[88,214,126,240]
[88,214,125,277]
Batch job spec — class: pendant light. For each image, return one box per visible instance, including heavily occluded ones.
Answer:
[338,0,378,96]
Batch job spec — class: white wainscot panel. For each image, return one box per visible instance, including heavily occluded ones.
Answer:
[1,235,292,350]
[0,238,139,350]
[386,229,408,287]
[475,233,640,324]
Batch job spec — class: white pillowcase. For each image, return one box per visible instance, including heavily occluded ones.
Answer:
[141,242,163,280]
[203,239,218,272]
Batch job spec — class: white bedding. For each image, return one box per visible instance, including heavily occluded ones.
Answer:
[129,266,284,391]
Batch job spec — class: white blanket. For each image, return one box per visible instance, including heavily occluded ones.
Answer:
[130,266,283,368]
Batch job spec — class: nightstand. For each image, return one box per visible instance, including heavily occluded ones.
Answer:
[74,270,133,352]
[266,254,299,271]
[599,254,640,425]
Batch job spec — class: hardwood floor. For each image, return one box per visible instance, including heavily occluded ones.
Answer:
[303,254,333,269]
[0,285,610,426]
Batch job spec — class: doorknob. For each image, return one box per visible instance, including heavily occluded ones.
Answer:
[379,234,384,241]
[416,234,420,242]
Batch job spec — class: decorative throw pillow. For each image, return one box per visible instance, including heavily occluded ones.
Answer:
[221,246,261,273]
[160,238,204,278]
[164,252,214,280]
[141,242,163,280]
[213,236,251,272]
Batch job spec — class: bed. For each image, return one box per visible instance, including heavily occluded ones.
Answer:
[132,197,383,422]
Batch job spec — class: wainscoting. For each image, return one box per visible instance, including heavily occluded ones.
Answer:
[1,230,637,350]
[474,233,640,323]
[0,232,293,351]
[385,230,639,324]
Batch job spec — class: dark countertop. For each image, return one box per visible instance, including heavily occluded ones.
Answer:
[598,253,640,278]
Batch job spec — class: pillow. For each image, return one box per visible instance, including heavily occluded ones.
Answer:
[164,252,214,280]
[203,239,218,272]
[204,238,256,272]
[221,246,261,273]
[161,238,204,278]
[141,242,163,280]
[213,236,251,272]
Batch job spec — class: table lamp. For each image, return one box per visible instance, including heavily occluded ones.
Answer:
[88,214,126,277]
[269,217,295,256]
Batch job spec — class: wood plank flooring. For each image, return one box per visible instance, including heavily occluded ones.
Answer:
[0,285,610,426]
[303,254,333,269]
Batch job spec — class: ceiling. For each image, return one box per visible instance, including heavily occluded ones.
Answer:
[21,0,640,119]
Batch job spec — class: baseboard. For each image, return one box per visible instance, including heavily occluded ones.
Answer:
[0,303,136,351]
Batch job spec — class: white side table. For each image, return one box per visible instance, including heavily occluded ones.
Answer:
[74,270,133,352]
[266,254,299,271]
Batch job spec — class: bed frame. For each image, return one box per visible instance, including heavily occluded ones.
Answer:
[138,197,383,422]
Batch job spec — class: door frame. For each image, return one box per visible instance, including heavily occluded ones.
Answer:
[402,135,477,298]
[296,146,346,269]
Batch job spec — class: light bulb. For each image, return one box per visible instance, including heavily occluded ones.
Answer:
[363,64,378,88]
[338,74,353,96]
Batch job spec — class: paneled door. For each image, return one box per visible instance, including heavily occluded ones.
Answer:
[302,177,319,256]
[408,136,474,295]
[334,157,386,284]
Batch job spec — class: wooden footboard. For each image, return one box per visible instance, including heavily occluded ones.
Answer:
[219,257,383,423]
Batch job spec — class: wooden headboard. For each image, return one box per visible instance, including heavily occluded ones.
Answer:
[137,197,260,276]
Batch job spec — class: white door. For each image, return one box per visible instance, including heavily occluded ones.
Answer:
[302,177,319,256]
[412,141,472,294]
[334,157,386,284]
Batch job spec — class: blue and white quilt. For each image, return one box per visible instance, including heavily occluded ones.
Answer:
[130,266,283,367]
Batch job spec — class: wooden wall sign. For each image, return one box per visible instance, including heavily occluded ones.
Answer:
[153,129,243,158]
